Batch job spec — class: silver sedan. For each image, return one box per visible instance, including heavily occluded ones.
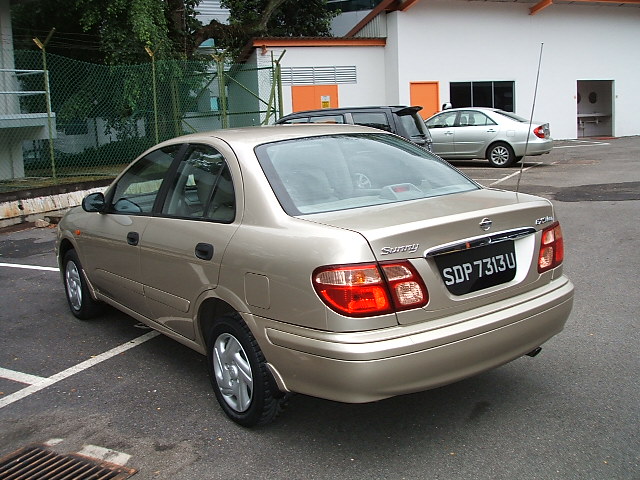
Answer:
[425,107,553,167]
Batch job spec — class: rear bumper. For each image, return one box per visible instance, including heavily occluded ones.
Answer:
[514,138,553,157]
[256,276,574,403]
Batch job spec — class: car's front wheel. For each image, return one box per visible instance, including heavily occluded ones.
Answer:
[63,249,102,319]
[207,313,287,426]
[487,142,516,167]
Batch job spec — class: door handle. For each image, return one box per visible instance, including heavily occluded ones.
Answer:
[444,131,454,135]
[195,243,214,261]
[127,231,139,246]
[486,129,497,133]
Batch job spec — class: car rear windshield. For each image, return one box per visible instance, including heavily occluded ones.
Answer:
[255,133,479,215]
[397,112,427,138]
[495,110,529,123]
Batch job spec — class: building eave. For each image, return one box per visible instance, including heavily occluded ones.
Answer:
[345,0,640,37]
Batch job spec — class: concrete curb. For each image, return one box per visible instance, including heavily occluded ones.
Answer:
[0,186,107,228]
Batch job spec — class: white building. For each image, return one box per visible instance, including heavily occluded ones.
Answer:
[243,0,640,140]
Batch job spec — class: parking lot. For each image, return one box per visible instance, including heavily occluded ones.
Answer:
[1,137,639,479]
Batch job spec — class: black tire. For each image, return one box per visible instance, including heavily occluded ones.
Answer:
[487,142,516,167]
[207,313,288,427]
[62,249,102,320]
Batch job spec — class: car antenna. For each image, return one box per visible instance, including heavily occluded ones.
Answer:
[516,42,544,194]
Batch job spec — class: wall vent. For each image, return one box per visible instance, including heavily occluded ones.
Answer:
[281,66,357,86]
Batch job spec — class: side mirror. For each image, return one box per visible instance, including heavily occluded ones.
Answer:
[82,192,106,213]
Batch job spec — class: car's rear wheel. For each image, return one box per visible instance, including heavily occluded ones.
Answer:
[487,142,515,167]
[63,249,102,319]
[207,313,287,426]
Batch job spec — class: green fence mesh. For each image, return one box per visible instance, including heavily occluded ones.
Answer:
[0,50,282,194]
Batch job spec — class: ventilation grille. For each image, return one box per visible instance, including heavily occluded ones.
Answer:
[281,66,357,86]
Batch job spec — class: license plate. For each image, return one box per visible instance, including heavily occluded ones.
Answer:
[434,241,517,295]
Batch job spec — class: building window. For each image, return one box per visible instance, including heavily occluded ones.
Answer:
[450,81,514,112]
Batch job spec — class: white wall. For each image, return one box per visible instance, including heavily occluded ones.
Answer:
[389,0,640,139]
[253,45,386,116]
[250,1,639,139]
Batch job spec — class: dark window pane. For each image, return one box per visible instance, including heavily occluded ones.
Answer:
[494,81,514,111]
[472,82,493,108]
[450,82,471,108]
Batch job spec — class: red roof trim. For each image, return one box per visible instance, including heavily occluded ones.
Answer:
[345,0,399,38]
[251,38,386,47]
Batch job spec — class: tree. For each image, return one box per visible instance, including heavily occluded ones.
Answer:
[199,0,337,58]
[12,0,337,65]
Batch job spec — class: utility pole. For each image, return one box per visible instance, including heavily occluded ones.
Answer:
[33,28,56,179]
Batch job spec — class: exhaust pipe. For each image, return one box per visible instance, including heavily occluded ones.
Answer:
[526,346,542,357]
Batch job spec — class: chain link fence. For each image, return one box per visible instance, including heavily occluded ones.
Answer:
[0,50,282,194]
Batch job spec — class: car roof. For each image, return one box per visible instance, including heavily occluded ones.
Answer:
[279,105,421,117]
[436,107,499,113]
[155,124,393,149]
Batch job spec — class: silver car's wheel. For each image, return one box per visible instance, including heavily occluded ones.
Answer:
[213,333,254,412]
[487,142,515,167]
[62,249,101,320]
[207,313,288,426]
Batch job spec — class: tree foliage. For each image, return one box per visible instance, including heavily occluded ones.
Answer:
[11,0,337,64]
[214,0,337,57]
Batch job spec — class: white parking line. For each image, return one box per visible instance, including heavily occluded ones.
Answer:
[0,367,47,385]
[0,262,59,272]
[489,162,542,186]
[0,331,160,409]
[553,140,610,149]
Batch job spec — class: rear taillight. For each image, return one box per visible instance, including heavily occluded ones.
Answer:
[313,261,428,317]
[538,222,564,273]
[533,125,546,139]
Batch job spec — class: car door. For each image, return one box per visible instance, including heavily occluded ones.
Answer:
[138,142,241,340]
[453,110,499,157]
[78,144,183,317]
[425,111,457,156]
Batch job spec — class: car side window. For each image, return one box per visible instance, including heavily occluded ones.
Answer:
[467,111,496,127]
[110,145,180,214]
[426,111,457,128]
[351,112,392,132]
[281,117,309,124]
[162,145,236,223]
[308,115,345,124]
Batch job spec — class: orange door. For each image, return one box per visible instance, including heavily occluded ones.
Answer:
[410,82,440,119]
[292,85,339,112]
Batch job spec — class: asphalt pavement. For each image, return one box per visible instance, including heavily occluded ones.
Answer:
[0,137,638,479]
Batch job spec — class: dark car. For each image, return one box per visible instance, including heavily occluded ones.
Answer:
[276,105,433,151]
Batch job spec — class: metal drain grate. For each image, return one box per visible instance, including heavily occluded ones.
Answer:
[0,444,136,479]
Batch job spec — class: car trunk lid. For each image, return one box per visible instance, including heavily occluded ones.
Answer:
[302,188,556,325]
